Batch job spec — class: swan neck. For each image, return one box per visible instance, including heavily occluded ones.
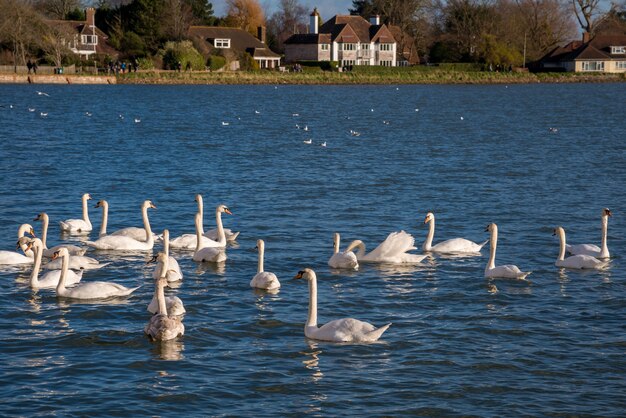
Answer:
[307,274,318,327]
[257,246,264,273]
[600,217,609,254]
[195,215,202,251]
[164,231,170,257]
[142,204,153,240]
[156,282,168,316]
[99,202,108,237]
[333,234,340,254]
[82,196,90,224]
[423,218,435,251]
[356,242,366,258]
[487,228,497,270]
[17,224,32,255]
[56,252,68,293]
[558,229,566,261]
[30,243,42,286]
[41,214,49,248]
[215,209,226,245]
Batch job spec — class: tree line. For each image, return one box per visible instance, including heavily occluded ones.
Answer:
[0,0,624,69]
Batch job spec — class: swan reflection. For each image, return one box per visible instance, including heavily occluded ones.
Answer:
[152,340,184,361]
[301,340,323,382]
[195,261,226,275]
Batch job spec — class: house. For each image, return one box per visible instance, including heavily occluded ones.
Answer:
[47,8,116,59]
[539,32,626,73]
[284,8,397,67]
[188,26,281,69]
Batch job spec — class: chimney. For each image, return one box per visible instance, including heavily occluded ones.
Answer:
[86,7,95,27]
[370,15,380,25]
[582,31,590,44]
[310,8,319,34]
[257,26,266,44]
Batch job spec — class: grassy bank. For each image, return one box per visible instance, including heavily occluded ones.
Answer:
[117,68,626,85]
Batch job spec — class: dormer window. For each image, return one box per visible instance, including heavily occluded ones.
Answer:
[214,39,230,48]
[81,35,97,45]
[611,46,625,54]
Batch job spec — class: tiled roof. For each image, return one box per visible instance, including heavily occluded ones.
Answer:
[540,33,626,64]
[189,26,280,58]
[284,33,331,44]
[285,14,397,45]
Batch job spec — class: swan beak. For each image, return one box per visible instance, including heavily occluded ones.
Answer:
[224,208,233,215]
[25,242,34,252]
[146,255,158,264]
[33,214,41,221]
[293,271,305,280]
[30,228,36,237]
[423,216,429,224]
[552,229,557,236]
[606,209,612,217]
[150,203,157,209]
[484,225,490,232]
[51,251,60,260]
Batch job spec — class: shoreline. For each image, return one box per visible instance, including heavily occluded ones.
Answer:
[0,71,624,85]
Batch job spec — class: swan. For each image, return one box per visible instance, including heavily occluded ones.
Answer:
[151,230,182,282]
[294,268,391,342]
[145,255,185,342]
[422,212,487,254]
[94,199,109,237]
[59,193,93,233]
[192,213,227,262]
[170,204,231,250]
[52,248,139,299]
[33,213,86,256]
[109,200,160,241]
[84,201,156,251]
[484,223,531,280]
[147,252,186,316]
[197,195,240,242]
[554,226,608,270]
[0,224,36,265]
[345,231,427,264]
[43,253,106,270]
[328,232,358,270]
[250,239,280,290]
[566,208,611,259]
[22,237,82,289]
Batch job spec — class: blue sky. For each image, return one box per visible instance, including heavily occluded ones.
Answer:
[212,0,354,19]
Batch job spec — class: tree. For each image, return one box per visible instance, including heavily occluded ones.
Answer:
[187,0,216,25]
[224,0,265,34]
[572,0,609,34]
[441,0,498,61]
[162,0,194,40]
[35,0,83,20]
[0,0,46,65]
[41,22,75,66]
[266,0,307,53]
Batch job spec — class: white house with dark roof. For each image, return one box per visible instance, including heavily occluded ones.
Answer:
[539,32,626,73]
[284,8,397,67]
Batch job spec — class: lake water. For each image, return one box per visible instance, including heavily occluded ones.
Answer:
[0,83,624,416]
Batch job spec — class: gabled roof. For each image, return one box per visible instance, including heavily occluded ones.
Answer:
[284,33,332,45]
[320,15,372,43]
[541,33,626,64]
[45,19,117,56]
[189,26,280,58]
[285,14,396,45]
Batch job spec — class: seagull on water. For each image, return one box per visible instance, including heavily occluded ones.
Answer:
[134,118,141,123]
[222,121,230,126]
[320,142,327,147]
[303,139,312,144]
[36,91,50,97]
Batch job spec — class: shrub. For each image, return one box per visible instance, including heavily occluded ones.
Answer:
[207,55,226,71]
[160,41,205,71]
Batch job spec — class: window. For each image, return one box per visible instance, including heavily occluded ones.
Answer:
[358,60,370,66]
[616,61,626,69]
[341,59,355,67]
[81,35,97,45]
[361,44,370,50]
[214,39,230,48]
[379,60,393,67]
[611,46,625,54]
[340,43,356,51]
[320,44,329,51]
[379,43,392,51]
[581,61,604,71]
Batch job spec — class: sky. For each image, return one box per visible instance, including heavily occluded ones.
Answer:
[212,0,354,19]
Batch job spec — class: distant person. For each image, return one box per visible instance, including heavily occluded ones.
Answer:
[27,60,32,74]
[32,61,37,74]
[185,61,191,72]
[177,61,182,72]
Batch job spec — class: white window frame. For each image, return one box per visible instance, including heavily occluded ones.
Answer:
[379,60,392,67]
[616,61,626,69]
[81,34,97,45]
[610,46,625,54]
[379,43,392,51]
[581,61,604,71]
[341,43,356,51]
[214,38,231,49]
[361,44,370,50]
[320,44,329,51]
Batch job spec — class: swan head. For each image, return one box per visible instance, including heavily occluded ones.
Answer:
[17,236,37,250]
[94,199,108,209]
[147,252,168,264]
[82,193,92,201]
[485,223,497,233]
[33,212,47,222]
[143,200,157,210]
[424,212,435,224]
[163,229,169,242]
[217,204,232,215]
[345,239,364,253]
[552,226,564,236]
[294,268,316,281]
[602,208,611,218]
[51,247,70,260]
[194,194,203,204]
[255,239,265,251]
[18,223,36,237]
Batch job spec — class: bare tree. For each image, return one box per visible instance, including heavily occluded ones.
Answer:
[267,0,307,52]
[0,0,46,65]
[572,0,608,34]
[35,0,83,19]
[162,0,194,40]
[41,21,75,66]
[225,0,265,34]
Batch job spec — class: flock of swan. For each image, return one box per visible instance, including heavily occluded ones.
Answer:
[0,192,613,344]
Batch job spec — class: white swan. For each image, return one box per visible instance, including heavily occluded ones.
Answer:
[422,212,487,254]
[197,194,239,242]
[52,248,139,299]
[566,208,611,259]
[43,254,106,270]
[109,200,160,241]
[22,238,82,289]
[34,213,86,256]
[484,223,531,280]
[59,193,93,233]
[345,231,427,264]
[554,226,608,270]
[328,232,358,270]
[192,213,227,262]
[84,201,156,251]
[145,256,185,342]
[250,239,280,290]
[152,230,182,282]
[0,224,35,265]
[147,252,186,316]
[294,268,391,342]
[170,204,231,250]
[95,199,109,237]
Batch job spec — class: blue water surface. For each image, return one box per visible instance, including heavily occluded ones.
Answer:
[0,83,624,416]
